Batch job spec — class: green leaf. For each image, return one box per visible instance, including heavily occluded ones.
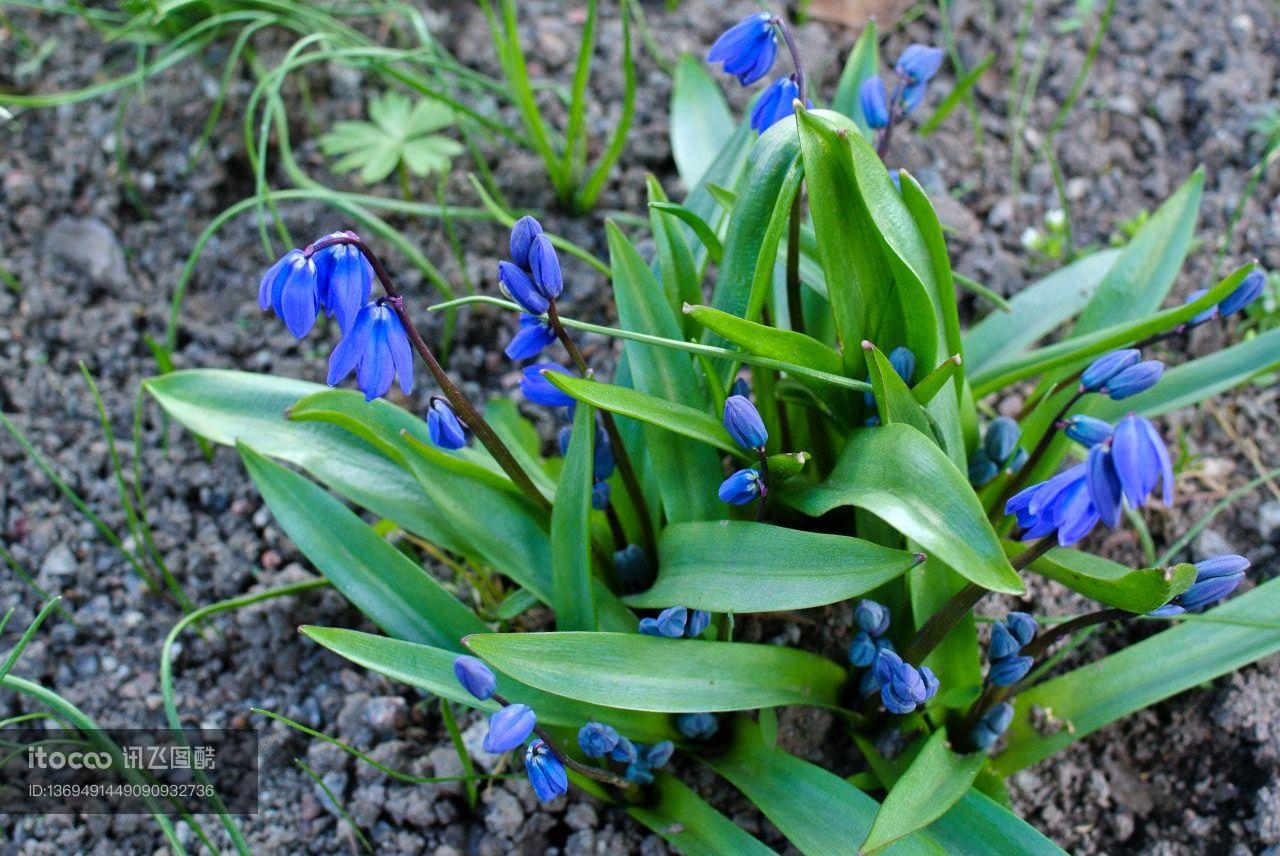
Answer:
[649,201,724,263]
[912,355,964,406]
[464,632,847,712]
[996,576,1280,774]
[625,521,922,612]
[785,424,1023,594]
[552,401,597,631]
[647,176,702,330]
[923,790,1066,856]
[544,371,745,459]
[239,445,486,650]
[629,773,778,856]
[608,222,725,523]
[865,342,942,446]
[301,626,676,743]
[862,730,986,853]
[918,55,996,137]
[686,304,843,375]
[831,20,880,137]
[897,172,963,365]
[670,54,736,191]
[1019,544,1196,613]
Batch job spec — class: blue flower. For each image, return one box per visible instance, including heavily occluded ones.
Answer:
[987,612,1037,687]
[989,655,1034,686]
[625,760,655,785]
[730,377,752,399]
[968,450,998,487]
[718,468,762,505]
[483,704,536,753]
[984,417,1021,466]
[646,741,675,768]
[312,237,373,333]
[1111,413,1173,508]
[677,713,719,741]
[608,736,637,764]
[1183,288,1220,327]
[1080,349,1140,391]
[1085,443,1125,527]
[613,544,651,591]
[509,216,543,270]
[707,12,777,86]
[1005,463,1100,545]
[860,76,889,129]
[724,394,768,450]
[527,234,563,300]
[1150,554,1249,616]
[499,261,550,315]
[259,249,321,339]
[591,481,611,511]
[577,722,620,758]
[686,609,711,639]
[750,75,802,134]
[646,606,688,638]
[505,314,556,360]
[895,44,945,85]
[988,621,1022,660]
[1220,269,1265,316]
[969,702,1015,751]
[1064,415,1114,447]
[520,363,575,407]
[848,631,879,667]
[452,655,496,701]
[855,599,891,636]
[427,397,467,450]
[593,424,615,482]
[888,346,916,385]
[524,739,568,801]
[327,301,414,401]
[874,650,939,714]
[1103,360,1164,400]
[1006,611,1037,647]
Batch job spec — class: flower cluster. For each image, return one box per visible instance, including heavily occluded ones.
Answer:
[578,722,674,785]
[859,45,945,132]
[969,702,1015,751]
[847,599,894,668]
[719,394,770,506]
[1181,270,1267,329]
[1150,555,1250,616]
[639,605,711,639]
[707,12,811,134]
[847,599,939,714]
[1079,349,1163,399]
[969,416,1027,486]
[986,612,1037,687]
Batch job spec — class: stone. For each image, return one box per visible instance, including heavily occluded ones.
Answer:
[45,217,128,287]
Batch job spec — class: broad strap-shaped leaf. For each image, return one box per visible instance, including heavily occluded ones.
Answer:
[301,626,676,743]
[862,730,985,853]
[912,356,964,406]
[786,424,1023,594]
[552,401,598,631]
[686,303,843,376]
[240,445,486,650]
[670,54,736,191]
[626,521,921,612]
[1017,544,1196,613]
[995,576,1280,774]
[648,176,702,333]
[898,171,963,368]
[865,342,943,447]
[629,773,778,856]
[464,632,847,712]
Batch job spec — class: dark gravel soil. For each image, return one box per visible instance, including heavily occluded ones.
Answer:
[2,0,1278,853]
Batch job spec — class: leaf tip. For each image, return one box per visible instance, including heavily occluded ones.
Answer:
[861,340,875,351]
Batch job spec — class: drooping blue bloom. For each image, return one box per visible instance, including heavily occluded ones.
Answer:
[968,450,999,487]
[591,481,611,511]
[311,237,373,333]
[1007,447,1029,472]
[724,394,768,450]
[855,599,891,636]
[505,313,556,361]
[259,249,321,339]
[1104,360,1164,400]
[577,722,620,758]
[498,261,550,315]
[860,76,889,129]
[1005,463,1100,546]
[984,416,1021,465]
[989,655,1034,687]
[750,75,802,134]
[520,363,575,407]
[1111,413,1174,508]
[686,609,711,638]
[593,423,615,482]
[527,234,563,300]
[1064,415,1114,447]
[427,398,467,450]
[327,301,414,401]
[608,736,637,764]
[988,621,1021,660]
[1006,611,1037,647]
[707,12,778,86]
[849,632,894,668]
[888,346,917,385]
[453,655,496,701]
[969,702,1015,751]
[718,468,763,505]
[1219,269,1266,316]
[874,650,939,714]
[895,44,945,85]
[677,713,719,741]
[613,544,651,591]
[1183,288,1220,327]
[654,606,688,638]
[1080,349,1140,391]
[730,377,752,399]
[524,739,568,801]
[1085,443,1125,527]
[647,741,675,768]
[483,704,536,753]
[625,760,655,785]
[1150,554,1250,616]
[987,612,1037,687]
[509,215,543,270]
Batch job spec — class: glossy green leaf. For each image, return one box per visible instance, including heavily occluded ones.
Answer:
[686,304,843,375]
[912,356,964,406]
[863,730,985,853]
[464,632,847,712]
[898,172,963,365]
[1019,544,1196,613]
[240,445,486,650]
[552,401,597,631]
[301,626,676,742]
[996,576,1280,774]
[923,790,1066,856]
[648,176,702,332]
[626,521,922,612]
[629,773,778,856]
[608,222,725,523]
[670,53,736,191]
[543,371,745,460]
[865,343,940,445]
[831,20,880,137]
[786,424,1023,594]
[649,200,724,263]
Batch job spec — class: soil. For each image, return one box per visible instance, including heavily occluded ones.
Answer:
[1,0,1278,854]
